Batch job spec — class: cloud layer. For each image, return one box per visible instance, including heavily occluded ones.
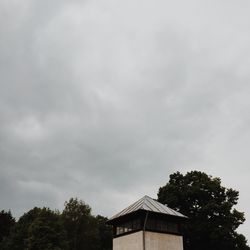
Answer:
[1,0,250,240]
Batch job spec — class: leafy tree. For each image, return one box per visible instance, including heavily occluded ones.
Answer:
[26,208,68,250]
[0,210,15,248]
[62,198,99,250]
[95,215,112,250]
[4,207,68,250]
[1,199,113,250]
[158,171,250,250]
[0,208,41,250]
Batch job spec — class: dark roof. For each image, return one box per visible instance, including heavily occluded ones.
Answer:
[109,195,187,222]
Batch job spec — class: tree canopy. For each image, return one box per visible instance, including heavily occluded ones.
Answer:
[158,171,250,250]
[0,199,112,250]
[1,171,249,250]
[2,207,68,250]
[0,210,15,249]
[62,198,101,250]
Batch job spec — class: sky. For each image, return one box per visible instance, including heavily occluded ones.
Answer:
[1,0,250,241]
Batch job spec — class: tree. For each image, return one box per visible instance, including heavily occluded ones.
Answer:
[26,208,69,250]
[95,215,112,250]
[0,210,15,248]
[1,198,113,250]
[158,171,250,250]
[62,198,99,250]
[4,207,68,250]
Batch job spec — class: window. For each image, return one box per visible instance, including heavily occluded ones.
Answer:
[146,218,179,234]
[167,222,178,233]
[114,217,179,236]
[115,219,142,236]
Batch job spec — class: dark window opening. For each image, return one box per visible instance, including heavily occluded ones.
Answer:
[146,218,179,234]
[115,219,141,236]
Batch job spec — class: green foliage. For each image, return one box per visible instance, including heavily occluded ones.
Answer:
[26,208,68,250]
[95,215,113,250]
[158,171,250,250]
[0,210,15,249]
[3,170,247,250]
[3,207,68,250]
[0,198,112,250]
[62,198,100,250]
[1,199,112,250]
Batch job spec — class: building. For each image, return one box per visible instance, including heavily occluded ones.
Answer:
[107,195,187,250]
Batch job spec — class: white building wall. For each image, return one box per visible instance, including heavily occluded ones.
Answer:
[145,231,183,250]
[113,231,183,250]
[113,231,143,250]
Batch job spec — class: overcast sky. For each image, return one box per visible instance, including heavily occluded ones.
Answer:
[1,0,250,241]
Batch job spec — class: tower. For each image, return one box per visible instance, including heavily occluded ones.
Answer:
[107,195,187,250]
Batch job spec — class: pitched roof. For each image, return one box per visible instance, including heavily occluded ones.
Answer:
[109,195,187,221]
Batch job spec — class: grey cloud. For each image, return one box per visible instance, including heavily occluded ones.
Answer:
[1,0,250,241]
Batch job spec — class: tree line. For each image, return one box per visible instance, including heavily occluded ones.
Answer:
[0,198,112,250]
[0,171,249,250]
